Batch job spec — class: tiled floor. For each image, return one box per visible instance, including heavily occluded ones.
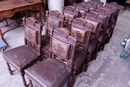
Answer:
[0,9,130,87]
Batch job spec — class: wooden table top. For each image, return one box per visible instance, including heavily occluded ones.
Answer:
[0,0,42,11]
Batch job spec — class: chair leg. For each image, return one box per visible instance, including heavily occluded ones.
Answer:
[20,71,28,87]
[6,62,13,75]
[83,58,88,72]
[5,19,9,26]
[93,45,99,60]
[101,42,105,51]
[34,13,37,19]
[69,73,75,87]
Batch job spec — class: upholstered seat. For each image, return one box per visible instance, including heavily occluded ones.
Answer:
[87,40,97,54]
[73,48,86,72]
[25,58,70,87]
[42,35,50,48]
[3,45,39,69]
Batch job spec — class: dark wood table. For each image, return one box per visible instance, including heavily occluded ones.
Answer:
[0,0,43,38]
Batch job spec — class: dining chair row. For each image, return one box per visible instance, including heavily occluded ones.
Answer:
[2,1,122,87]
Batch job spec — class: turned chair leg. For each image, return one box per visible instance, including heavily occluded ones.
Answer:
[6,62,13,75]
[70,73,75,87]
[21,71,28,87]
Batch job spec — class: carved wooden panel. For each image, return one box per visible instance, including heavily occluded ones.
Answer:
[48,20,60,29]
[52,38,70,60]
[71,26,86,43]
[63,6,79,18]
[23,17,42,48]
[85,19,98,33]
[25,26,37,45]
[53,28,77,46]
[75,3,89,14]
[49,10,60,17]
[46,10,64,34]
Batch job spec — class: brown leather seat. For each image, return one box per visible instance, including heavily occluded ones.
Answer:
[73,48,86,73]
[24,28,87,87]
[3,45,40,69]
[25,48,86,87]
[25,58,70,87]
[2,17,43,86]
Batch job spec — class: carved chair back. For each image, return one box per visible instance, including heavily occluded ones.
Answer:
[109,2,122,23]
[49,28,77,70]
[62,5,80,30]
[70,18,93,51]
[75,2,89,17]
[94,8,111,30]
[62,5,80,19]
[103,3,117,25]
[46,10,65,35]
[84,1,97,11]
[84,12,103,37]
[23,17,42,54]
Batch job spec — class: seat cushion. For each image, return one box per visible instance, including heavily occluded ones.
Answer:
[88,40,97,53]
[41,35,50,49]
[73,48,86,72]
[2,45,39,69]
[25,58,70,87]
[98,31,106,42]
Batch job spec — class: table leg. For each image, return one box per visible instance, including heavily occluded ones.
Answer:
[39,3,43,24]
[0,29,2,37]
[43,0,46,22]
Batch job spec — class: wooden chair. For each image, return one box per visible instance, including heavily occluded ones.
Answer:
[75,2,90,17]
[46,10,65,35]
[24,27,87,87]
[62,5,80,30]
[103,3,122,43]
[94,8,111,51]
[109,2,123,25]
[84,12,103,60]
[2,17,43,86]
[69,18,93,71]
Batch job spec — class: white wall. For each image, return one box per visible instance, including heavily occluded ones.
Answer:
[48,0,64,13]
